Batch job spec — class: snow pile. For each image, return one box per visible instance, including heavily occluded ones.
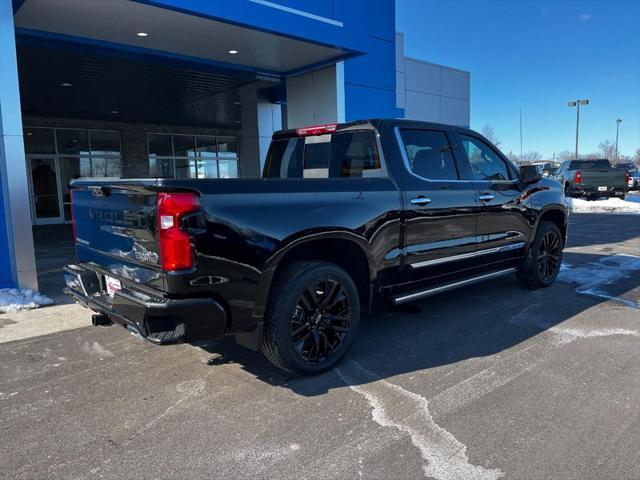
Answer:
[0,288,53,313]
[566,196,640,214]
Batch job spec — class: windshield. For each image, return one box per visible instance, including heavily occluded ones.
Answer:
[569,160,611,170]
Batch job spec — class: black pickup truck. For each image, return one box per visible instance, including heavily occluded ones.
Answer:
[65,119,567,374]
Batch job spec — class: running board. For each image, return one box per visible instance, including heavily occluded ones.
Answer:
[392,268,518,305]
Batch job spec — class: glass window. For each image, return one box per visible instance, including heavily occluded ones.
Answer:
[90,130,120,155]
[24,128,55,154]
[263,131,381,179]
[264,138,304,178]
[175,158,197,179]
[149,158,173,178]
[148,133,173,156]
[195,136,217,157]
[56,129,89,155]
[400,130,458,180]
[217,137,237,158]
[218,159,238,179]
[196,158,219,178]
[460,135,512,181]
[173,135,196,157]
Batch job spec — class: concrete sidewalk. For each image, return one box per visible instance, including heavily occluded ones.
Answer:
[0,303,89,344]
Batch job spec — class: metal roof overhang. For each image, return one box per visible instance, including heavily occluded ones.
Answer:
[13,0,360,127]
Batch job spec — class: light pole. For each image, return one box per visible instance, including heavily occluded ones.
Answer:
[615,118,622,163]
[568,99,589,159]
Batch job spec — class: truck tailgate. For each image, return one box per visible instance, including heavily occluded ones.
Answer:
[71,180,165,290]
[580,169,627,187]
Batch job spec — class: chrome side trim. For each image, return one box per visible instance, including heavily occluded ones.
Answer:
[393,268,517,305]
[409,242,525,269]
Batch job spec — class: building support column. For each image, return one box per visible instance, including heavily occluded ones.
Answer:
[285,63,345,129]
[239,84,282,178]
[0,3,38,289]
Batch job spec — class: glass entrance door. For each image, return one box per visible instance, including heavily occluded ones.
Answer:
[28,157,64,225]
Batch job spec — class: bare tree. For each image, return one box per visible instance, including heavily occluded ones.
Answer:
[556,150,574,162]
[598,140,616,162]
[481,124,501,147]
[519,151,542,164]
[634,148,640,163]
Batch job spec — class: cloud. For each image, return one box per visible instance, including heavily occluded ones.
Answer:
[579,13,592,21]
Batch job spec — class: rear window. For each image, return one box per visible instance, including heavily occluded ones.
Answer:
[263,130,383,179]
[569,160,611,169]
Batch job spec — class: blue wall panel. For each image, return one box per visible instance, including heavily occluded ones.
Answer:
[0,170,14,288]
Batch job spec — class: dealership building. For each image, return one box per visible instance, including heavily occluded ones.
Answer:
[0,0,470,290]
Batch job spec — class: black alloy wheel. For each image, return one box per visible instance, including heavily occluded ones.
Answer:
[261,261,360,374]
[537,230,561,282]
[517,220,564,289]
[290,277,352,364]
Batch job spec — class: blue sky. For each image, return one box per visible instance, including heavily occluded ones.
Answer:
[396,0,640,159]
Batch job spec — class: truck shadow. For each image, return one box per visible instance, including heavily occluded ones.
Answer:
[194,250,639,396]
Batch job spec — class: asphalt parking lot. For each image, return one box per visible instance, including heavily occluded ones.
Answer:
[1,214,639,480]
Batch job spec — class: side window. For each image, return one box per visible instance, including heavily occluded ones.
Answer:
[399,129,458,180]
[263,131,383,179]
[459,135,512,181]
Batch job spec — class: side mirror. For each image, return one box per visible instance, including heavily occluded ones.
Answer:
[519,165,542,184]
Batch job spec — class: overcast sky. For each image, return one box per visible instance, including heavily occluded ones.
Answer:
[397,0,640,159]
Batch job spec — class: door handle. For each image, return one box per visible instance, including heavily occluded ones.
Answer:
[410,196,432,206]
[478,193,494,202]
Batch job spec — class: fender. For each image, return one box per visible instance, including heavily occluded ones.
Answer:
[250,229,376,320]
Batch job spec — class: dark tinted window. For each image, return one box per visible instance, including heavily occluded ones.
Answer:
[56,129,89,155]
[24,128,55,154]
[217,137,238,158]
[263,131,382,179]
[460,135,512,181]
[569,160,611,169]
[148,134,173,156]
[173,135,196,157]
[195,136,217,157]
[89,130,120,155]
[400,130,458,180]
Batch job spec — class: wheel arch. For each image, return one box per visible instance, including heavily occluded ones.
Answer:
[252,232,375,320]
[533,205,568,245]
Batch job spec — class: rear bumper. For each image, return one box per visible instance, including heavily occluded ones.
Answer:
[64,264,227,344]
[572,185,627,196]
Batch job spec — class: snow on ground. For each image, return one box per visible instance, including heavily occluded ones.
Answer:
[0,289,53,314]
[566,194,640,214]
[559,254,640,308]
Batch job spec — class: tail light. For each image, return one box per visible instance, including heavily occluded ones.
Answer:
[157,192,201,271]
[295,123,338,136]
[575,170,582,184]
[70,190,77,245]
[625,171,631,185]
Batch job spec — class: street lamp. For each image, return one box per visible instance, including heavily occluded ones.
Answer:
[615,118,622,163]
[568,99,589,159]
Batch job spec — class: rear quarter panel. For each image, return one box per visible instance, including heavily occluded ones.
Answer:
[169,178,402,330]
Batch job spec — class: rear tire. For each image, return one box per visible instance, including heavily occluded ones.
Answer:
[517,221,564,289]
[260,261,360,375]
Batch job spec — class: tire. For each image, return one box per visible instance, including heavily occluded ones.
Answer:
[619,194,626,200]
[260,261,360,375]
[517,221,564,289]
